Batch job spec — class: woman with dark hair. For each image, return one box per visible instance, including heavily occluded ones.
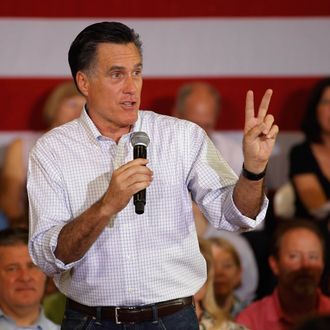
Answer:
[289,78,330,220]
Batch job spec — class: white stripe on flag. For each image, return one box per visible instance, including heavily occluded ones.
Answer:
[0,18,330,77]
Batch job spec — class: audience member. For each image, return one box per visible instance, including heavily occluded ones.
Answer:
[207,237,248,318]
[236,220,330,330]
[289,77,330,293]
[205,228,259,305]
[0,228,59,329]
[0,81,85,228]
[195,238,248,330]
[289,78,330,221]
[174,81,243,175]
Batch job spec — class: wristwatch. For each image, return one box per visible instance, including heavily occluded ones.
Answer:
[241,164,267,181]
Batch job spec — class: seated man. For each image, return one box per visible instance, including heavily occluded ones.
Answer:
[174,81,243,175]
[236,220,330,330]
[0,228,59,329]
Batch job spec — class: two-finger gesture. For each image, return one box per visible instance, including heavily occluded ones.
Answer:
[243,89,279,173]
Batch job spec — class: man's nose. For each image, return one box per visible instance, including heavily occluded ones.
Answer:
[300,255,314,268]
[18,268,32,281]
[123,75,137,94]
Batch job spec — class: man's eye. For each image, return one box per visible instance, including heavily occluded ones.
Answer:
[6,266,18,272]
[133,70,142,76]
[111,72,123,78]
[288,253,299,259]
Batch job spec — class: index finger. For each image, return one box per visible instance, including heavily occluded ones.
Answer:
[257,89,273,120]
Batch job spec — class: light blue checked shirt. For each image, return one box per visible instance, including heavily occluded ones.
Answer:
[0,308,59,330]
[28,109,268,306]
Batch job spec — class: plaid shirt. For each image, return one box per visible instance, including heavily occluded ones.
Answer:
[28,109,267,306]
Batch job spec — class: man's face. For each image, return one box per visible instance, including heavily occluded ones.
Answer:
[270,228,324,297]
[78,42,143,136]
[0,244,46,310]
[181,87,218,133]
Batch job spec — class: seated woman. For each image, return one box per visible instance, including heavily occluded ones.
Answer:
[207,237,248,319]
[0,81,85,227]
[289,78,330,221]
[195,238,248,330]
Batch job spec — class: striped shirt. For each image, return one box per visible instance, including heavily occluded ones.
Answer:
[28,109,267,306]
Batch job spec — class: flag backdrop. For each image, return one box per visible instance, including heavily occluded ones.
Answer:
[0,0,329,187]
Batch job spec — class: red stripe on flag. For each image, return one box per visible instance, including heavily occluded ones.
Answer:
[1,0,330,17]
[0,77,321,131]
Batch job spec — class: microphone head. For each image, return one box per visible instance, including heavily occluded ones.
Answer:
[130,131,150,148]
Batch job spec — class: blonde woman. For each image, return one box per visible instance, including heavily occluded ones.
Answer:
[0,81,85,227]
[195,238,248,330]
[208,237,248,318]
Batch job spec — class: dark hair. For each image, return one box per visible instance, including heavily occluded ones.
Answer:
[294,315,330,330]
[0,228,28,246]
[301,77,330,143]
[271,219,325,259]
[68,21,143,86]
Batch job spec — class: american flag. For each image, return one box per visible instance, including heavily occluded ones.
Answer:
[0,0,329,187]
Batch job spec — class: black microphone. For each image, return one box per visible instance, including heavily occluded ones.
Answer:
[130,132,150,214]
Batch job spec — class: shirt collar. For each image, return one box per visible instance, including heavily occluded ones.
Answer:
[0,307,49,330]
[79,106,143,146]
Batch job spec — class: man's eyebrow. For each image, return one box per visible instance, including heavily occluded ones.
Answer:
[4,262,19,267]
[108,63,143,71]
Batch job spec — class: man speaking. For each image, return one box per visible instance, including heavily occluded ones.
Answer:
[27,21,279,329]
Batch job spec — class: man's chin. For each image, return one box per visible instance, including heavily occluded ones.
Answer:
[292,282,319,296]
[14,292,43,305]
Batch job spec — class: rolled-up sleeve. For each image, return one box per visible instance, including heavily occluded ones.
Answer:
[27,140,85,276]
[188,128,268,232]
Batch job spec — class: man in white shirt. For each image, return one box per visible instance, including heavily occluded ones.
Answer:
[28,21,278,329]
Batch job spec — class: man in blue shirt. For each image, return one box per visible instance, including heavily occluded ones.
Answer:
[0,228,59,330]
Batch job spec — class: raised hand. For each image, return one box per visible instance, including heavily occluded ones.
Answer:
[243,89,279,173]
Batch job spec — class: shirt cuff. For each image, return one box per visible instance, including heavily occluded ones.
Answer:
[225,193,269,232]
[36,225,86,274]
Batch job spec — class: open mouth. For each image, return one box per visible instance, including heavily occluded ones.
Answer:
[121,101,137,109]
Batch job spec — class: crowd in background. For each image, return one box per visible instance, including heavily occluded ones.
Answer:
[0,77,330,329]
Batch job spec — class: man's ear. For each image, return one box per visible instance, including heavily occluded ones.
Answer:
[76,71,89,97]
[269,255,280,276]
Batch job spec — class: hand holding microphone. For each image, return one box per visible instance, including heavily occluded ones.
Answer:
[101,132,151,217]
[130,132,150,214]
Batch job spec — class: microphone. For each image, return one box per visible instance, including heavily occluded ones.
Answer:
[130,132,150,214]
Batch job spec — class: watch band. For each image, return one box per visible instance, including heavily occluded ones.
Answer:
[242,164,267,181]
